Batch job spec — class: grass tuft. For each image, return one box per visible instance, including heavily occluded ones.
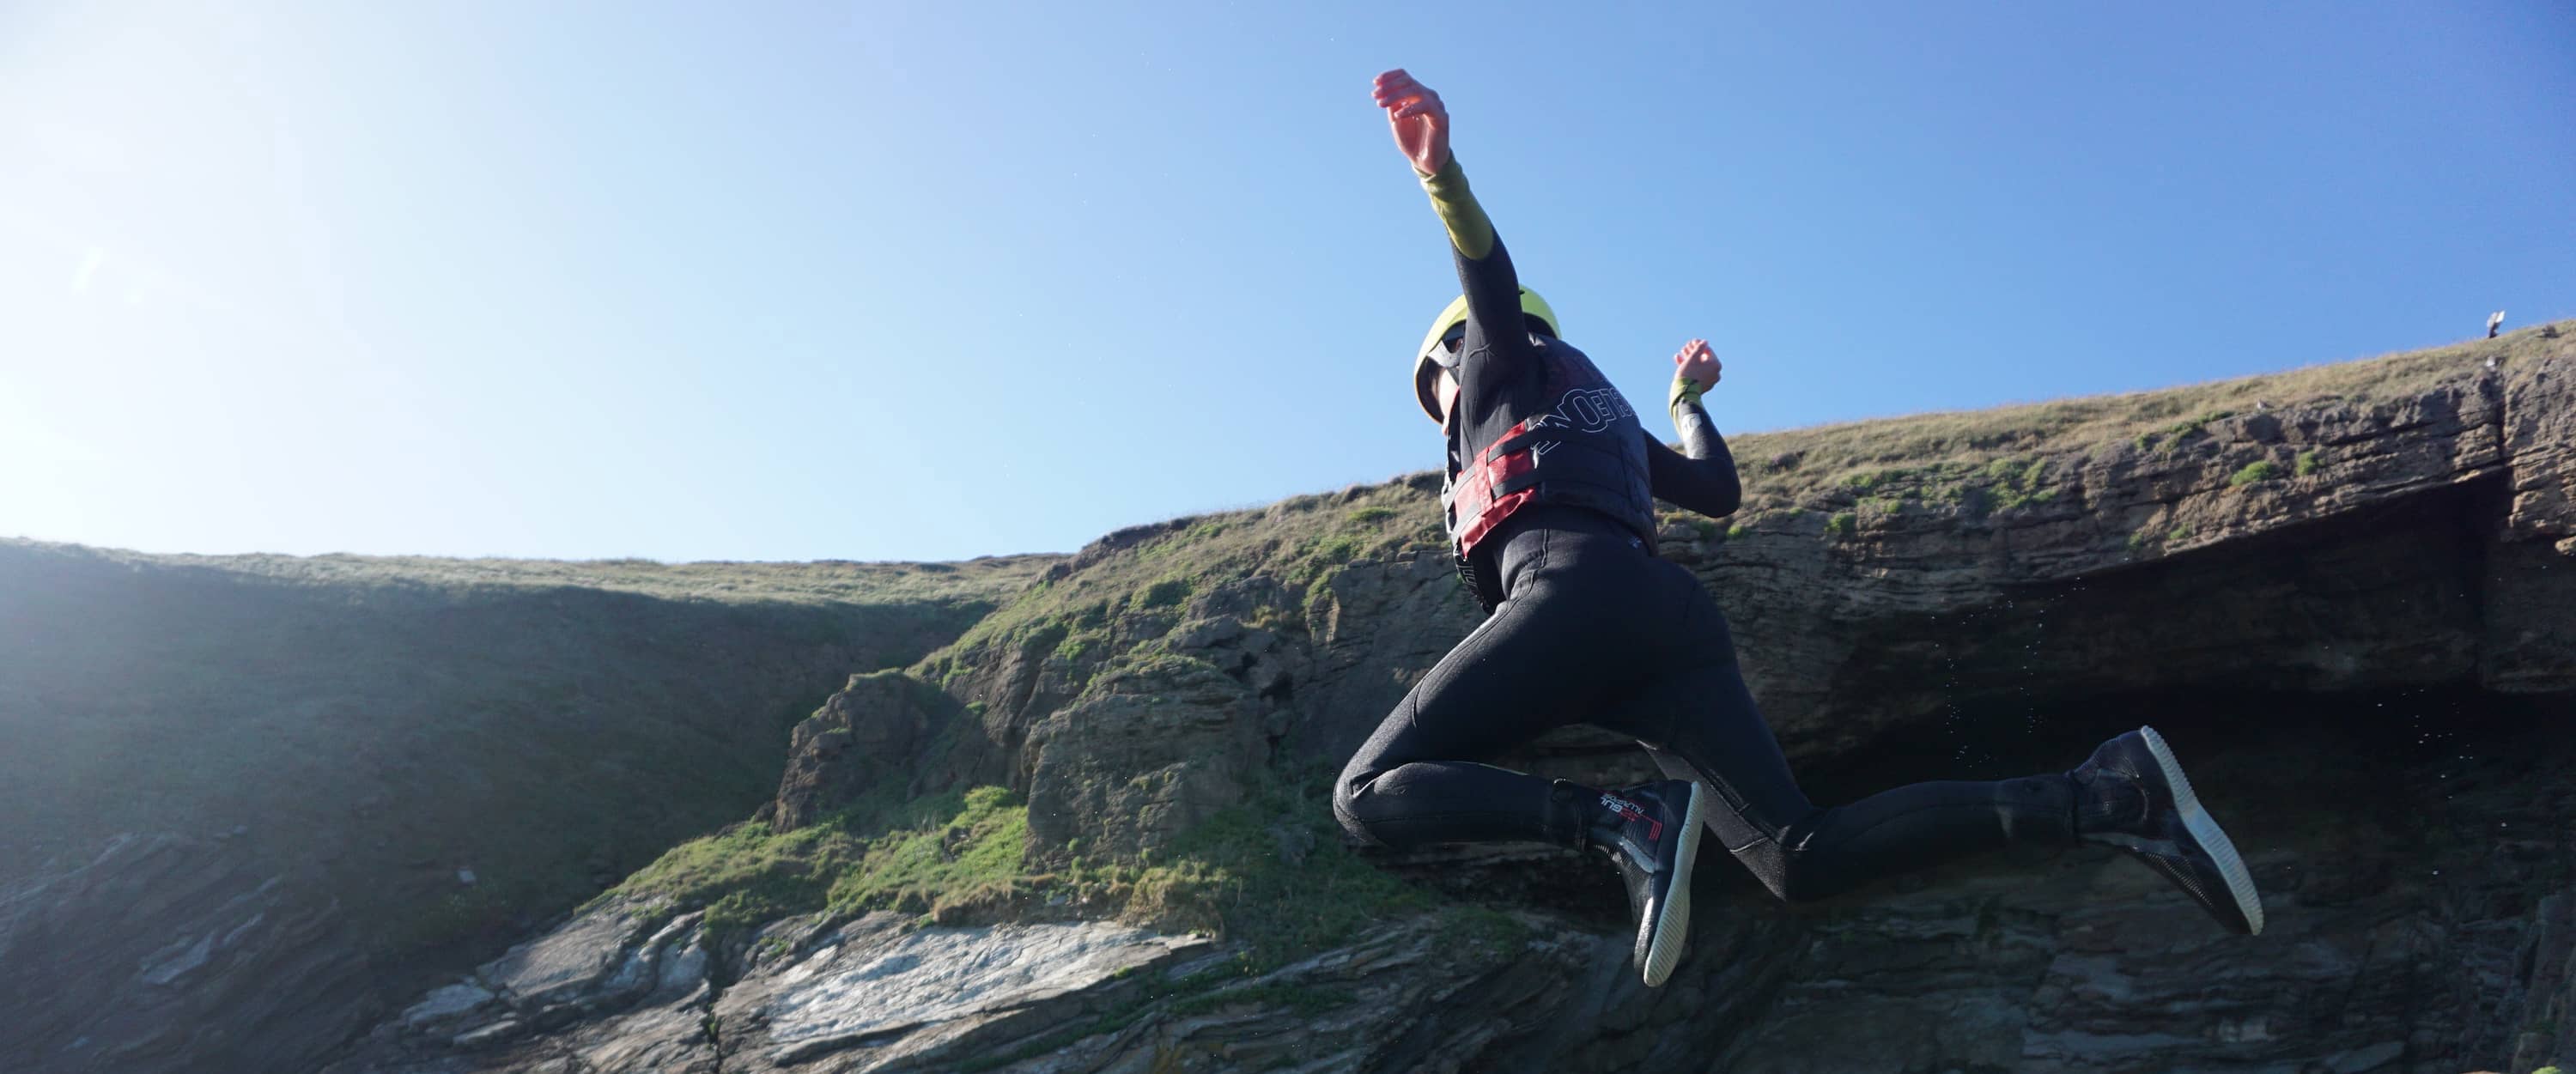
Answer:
[608,786,1031,943]
[2230,460,2283,487]
[1140,576,1194,610]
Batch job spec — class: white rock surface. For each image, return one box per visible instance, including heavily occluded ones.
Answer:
[741,917,1201,1065]
[401,982,496,1030]
[482,900,661,1008]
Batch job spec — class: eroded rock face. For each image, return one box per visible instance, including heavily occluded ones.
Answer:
[341,331,2576,1072]
[1292,548,1485,762]
[2503,344,2576,543]
[773,671,964,829]
[1024,662,1272,859]
[1673,343,2576,764]
[324,703,2576,1074]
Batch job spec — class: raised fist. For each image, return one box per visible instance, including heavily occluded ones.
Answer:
[1674,338,1723,387]
[1372,69,1451,175]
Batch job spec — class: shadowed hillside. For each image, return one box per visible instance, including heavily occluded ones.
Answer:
[0,543,1058,1071]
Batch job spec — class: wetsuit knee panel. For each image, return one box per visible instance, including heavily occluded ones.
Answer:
[1326,772,1380,847]
[1329,760,1370,816]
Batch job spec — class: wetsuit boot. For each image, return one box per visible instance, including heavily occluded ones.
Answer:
[2070,726,2265,935]
[1555,779,1707,986]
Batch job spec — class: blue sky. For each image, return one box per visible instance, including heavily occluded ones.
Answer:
[3,1,2568,562]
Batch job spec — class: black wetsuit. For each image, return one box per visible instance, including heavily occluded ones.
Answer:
[1333,160,2076,902]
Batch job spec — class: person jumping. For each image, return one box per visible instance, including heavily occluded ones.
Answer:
[1331,69,2264,988]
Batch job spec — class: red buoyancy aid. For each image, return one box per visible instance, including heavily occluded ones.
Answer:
[1441,346,1658,610]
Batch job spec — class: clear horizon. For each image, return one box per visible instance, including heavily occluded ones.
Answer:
[6,2,2570,562]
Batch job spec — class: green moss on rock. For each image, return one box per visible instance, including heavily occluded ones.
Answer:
[2230,460,2283,487]
[606,786,1031,942]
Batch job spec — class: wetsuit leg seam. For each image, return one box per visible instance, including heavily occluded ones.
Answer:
[1351,807,1540,823]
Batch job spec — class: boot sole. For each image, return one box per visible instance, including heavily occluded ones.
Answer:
[1641,781,1707,987]
[2139,725,2264,936]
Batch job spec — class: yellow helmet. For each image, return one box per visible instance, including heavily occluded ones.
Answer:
[1412,288,1560,421]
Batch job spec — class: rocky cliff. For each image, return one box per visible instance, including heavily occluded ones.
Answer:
[0,549,1058,1074]
[192,325,2576,1072]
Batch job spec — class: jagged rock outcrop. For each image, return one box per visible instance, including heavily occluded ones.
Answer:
[1023,661,1274,859]
[773,670,994,829]
[1291,538,1486,760]
[338,325,2576,1073]
[331,701,2576,1074]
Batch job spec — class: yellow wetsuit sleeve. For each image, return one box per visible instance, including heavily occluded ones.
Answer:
[1669,375,1711,413]
[1417,157,1496,260]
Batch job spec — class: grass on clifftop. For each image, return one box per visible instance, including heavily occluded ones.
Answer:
[26,542,1065,610]
[1721,323,2561,518]
[923,477,1460,689]
[908,327,2563,609]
